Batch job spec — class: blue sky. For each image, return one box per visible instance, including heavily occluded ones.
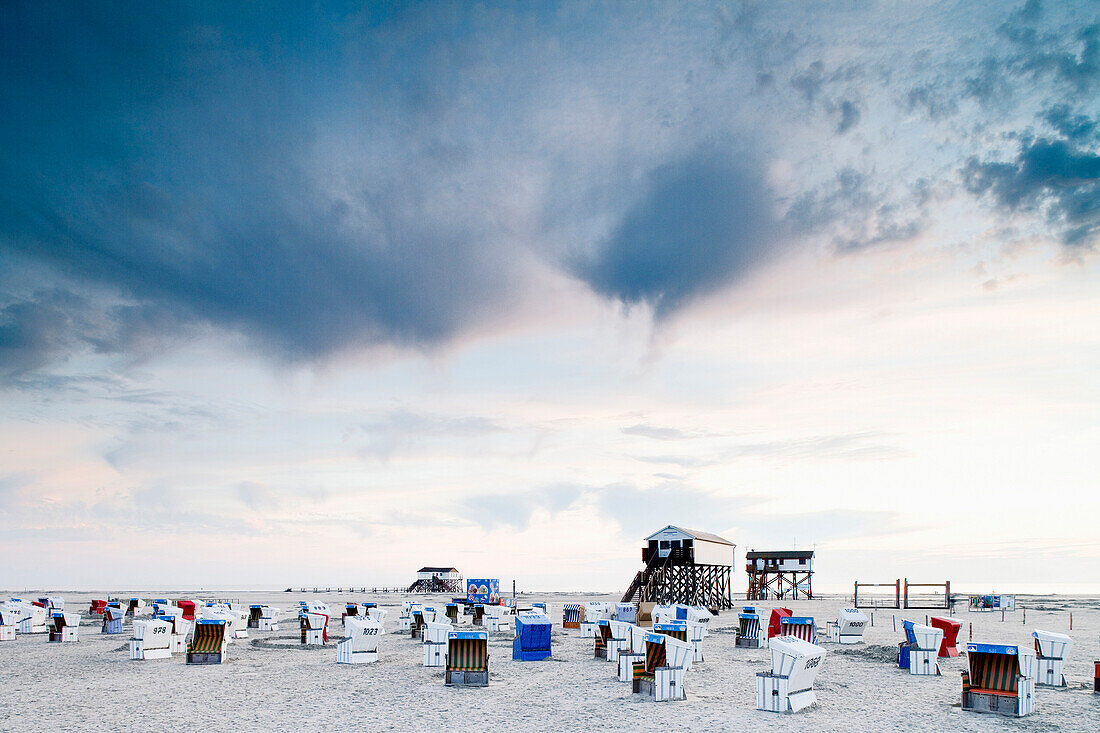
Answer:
[1,1,1098,592]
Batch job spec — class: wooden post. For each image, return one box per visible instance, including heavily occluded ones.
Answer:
[1070,612,1073,630]
[895,579,901,609]
[870,611,874,627]
[969,622,972,641]
[892,615,896,632]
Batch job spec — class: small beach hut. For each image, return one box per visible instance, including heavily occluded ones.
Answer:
[898,621,942,676]
[615,603,637,624]
[187,619,228,664]
[767,608,793,639]
[930,617,961,657]
[176,600,197,621]
[756,636,826,713]
[1031,630,1072,688]
[961,643,1035,717]
[562,604,582,629]
[513,612,552,661]
[102,604,124,634]
[337,617,382,664]
[130,619,172,660]
[445,629,489,687]
[826,608,868,644]
[423,621,453,667]
[632,632,694,702]
[779,616,816,643]
[737,610,761,648]
[47,611,80,642]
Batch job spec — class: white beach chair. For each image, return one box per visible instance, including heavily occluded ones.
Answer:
[899,621,943,676]
[632,632,694,701]
[0,607,15,641]
[130,619,173,660]
[19,604,48,634]
[756,636,826,713]
[337,617,382,664]
[826,608,868,644]
[618,624,648,682]
[47,611,80,642]
[423,620,453,667]
[1031,630,1072,688]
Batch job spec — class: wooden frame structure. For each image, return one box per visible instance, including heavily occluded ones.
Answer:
[852,579,950,609]
[746,550,814,600]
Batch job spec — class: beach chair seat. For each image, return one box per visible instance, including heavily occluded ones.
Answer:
[130,619,172,660]
[767,608,793,639]
[445,630,489,687]
[633,633,692,701]
[187,619,228,664]
[338,617,382,664]
[962,644,1034,717]
[513,613,552,661]
[48,611,80,642]
[594,619,613,659]
[898,621,942,676]
[102,605,124,635]
[423,621,452,667]
[1030,630,1071,688]
[756,636,826,713]
[928,616,960,657]
[176,600,196,621]
[737,612,761,648]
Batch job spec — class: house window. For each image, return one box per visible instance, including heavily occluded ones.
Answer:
[660,541,670,549]
[799,559,806,565]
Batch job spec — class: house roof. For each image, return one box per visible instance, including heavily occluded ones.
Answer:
[644,525,735,546]
[745,550,814,560]
[417,567,459,573]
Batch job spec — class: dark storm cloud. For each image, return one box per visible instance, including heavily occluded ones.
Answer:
[962,138,1100,247]
[576,152,778,315]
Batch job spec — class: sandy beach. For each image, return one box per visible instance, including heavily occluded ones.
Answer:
[1,591,1097,731]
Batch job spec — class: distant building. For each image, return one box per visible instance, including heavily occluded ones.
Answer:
[745,550,814,600]
[408,567,463,594]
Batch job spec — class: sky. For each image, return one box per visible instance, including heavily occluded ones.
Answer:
[1,1,1098,594]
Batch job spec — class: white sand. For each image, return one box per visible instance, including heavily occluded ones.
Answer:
[1,591,1097,731]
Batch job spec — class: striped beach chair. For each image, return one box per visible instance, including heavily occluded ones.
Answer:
[186,619,227,664]
[779,616,815,643]
[595,619,613,659]
[633,633,693,701]
[768,608,793,639]
[445,630,489,687]
[563,604,582,629]
[962,643,1035,717]
[737,612,761,648]
[617,625,647,682]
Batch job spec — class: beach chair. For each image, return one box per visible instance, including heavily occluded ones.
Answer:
[411,607,427,640]
[423,621,453,667]
[343,603,360,620]
[89,600,107,616]
[513,613,552,661]
[605,620,632,664]
[756,636,827,713]
[337,617,382,664]
[632,632,694,701]
[126,598,146,617]
[636,602,655,628]
[445,630,489,687]
[594,619,613,659]
[176,600,196,621]
[618,625,647,682]
[562,604,583,630]
[247,605,264,629]
[779,616,815,643]
[0,607,15,641]
[366,607,387,625]
[102,605,125,634]
[300,610,329,645]
[399,601,413,631]
[229,603,249,639]
[47,611,80,642]
[187,619,228,664]
[1031,630,1072,688]
[471,604,485,627]
[898,621,942,676]
[484,605,506,633]
[737,611,761,648]
[40,597,64,612]
[614,603,637,624]
[930,617,961,657]
[157,612,191,654]
[259,606,279,632]
[826,608,868,644]
[961,643,1035,717]
[130,619,172,660]
[531,602,547,616]
[445,603,460,623]
[19,604,48,634]
[202,603,242,641]
[768,608,793,639]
